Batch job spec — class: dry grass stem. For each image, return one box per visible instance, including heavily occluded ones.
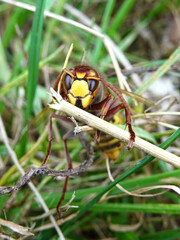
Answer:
[105,156,180,200]
[109,214,143,232]
[50,88,180,168]
[157,122,179,130]
[133,112,180,118]
[104,38,131,91]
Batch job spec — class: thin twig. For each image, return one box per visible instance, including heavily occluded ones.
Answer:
[0,162,94,195]
[0,132,94,201]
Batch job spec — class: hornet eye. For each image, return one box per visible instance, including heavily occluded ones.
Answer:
[88,79,98,92]
[64,74,72,90]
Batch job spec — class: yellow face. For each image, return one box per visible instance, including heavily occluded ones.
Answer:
[68,80,94,108]
[63,66,99,109]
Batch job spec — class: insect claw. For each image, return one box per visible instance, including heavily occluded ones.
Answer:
[95,130,101,143]
[127,140,134,150]
[56,208,63,218]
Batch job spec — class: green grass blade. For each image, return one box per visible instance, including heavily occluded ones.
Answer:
[108,0,136,37]
[140,228,180,240]
[25,0,46,122]
[19,0,46,157]
[93,0,115,64]
[135,45,180,94]
[84,202,180,214]
[127,46,180,106]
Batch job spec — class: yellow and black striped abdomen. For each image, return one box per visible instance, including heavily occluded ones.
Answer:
[97,112,124,162]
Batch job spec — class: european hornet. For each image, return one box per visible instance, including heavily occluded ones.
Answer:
[38,65,144,216]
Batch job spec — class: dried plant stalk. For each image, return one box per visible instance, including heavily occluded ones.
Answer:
[50,88,180,168]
